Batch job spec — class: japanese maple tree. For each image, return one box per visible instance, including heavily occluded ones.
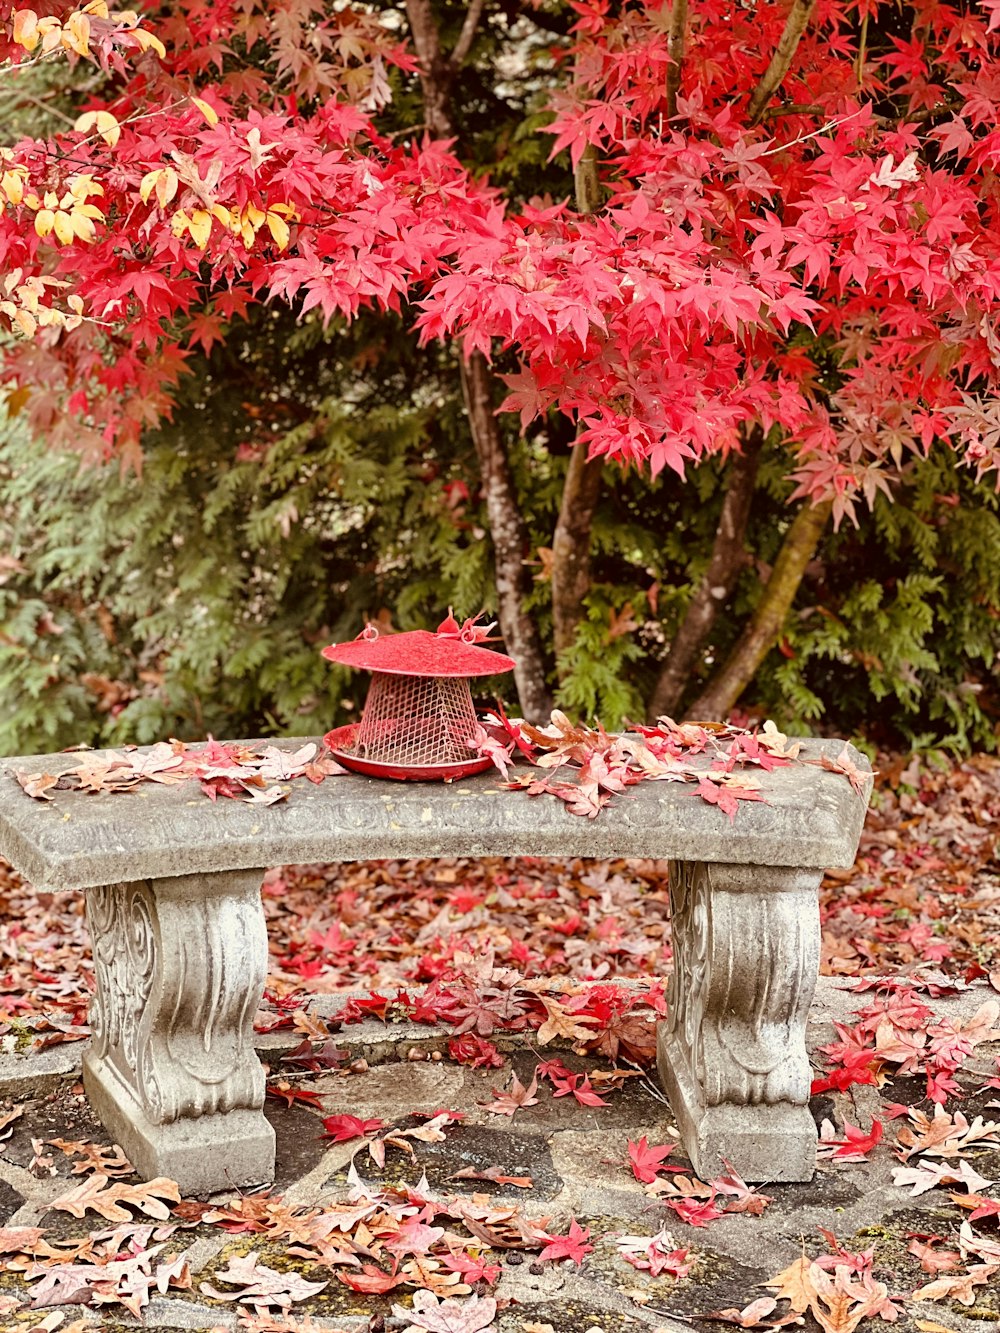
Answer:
[1,0,1000,722]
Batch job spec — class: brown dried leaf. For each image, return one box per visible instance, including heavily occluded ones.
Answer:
[913,1262,1000,1305]
[201,1250,328,1308]
[47,1174,180,1222]
[15,771,59,800]
[47,1139,133,1177]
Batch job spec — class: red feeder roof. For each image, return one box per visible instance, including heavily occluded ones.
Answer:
[322,626,516,678]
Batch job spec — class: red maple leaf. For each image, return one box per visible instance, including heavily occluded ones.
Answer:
[663,1195,725,1228]
[321,1114,384,1142]
[266,1082,323,1110]
[626,1135,676,1183]
[818,1117,884,1161]
[538,1219,594,1263]
[448,1034,505,1069]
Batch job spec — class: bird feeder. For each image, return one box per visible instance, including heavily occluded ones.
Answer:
[321,614,516,781]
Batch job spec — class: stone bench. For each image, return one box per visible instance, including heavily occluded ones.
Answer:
[0,736,871,1195]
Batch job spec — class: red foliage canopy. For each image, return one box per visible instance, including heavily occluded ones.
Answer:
[1,0,1000,522]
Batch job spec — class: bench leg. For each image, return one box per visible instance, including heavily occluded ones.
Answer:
[657,860,821,1183]
[82,869,275,1196]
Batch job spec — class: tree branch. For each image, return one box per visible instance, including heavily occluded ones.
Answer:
[451,0,487,70]
[647,428,763,720]
[573,141,601,216]
[403,0,552,717]
[687,497,832,720]
[551,445,604,661]
[665,0,688,120]
[745,0,817,126]
[550,133,604,675]
[461,352,554,720]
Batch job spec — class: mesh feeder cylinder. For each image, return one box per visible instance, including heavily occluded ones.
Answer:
[321,616,516,781]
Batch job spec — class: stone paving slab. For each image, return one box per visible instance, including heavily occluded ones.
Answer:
[1,981,999,1333]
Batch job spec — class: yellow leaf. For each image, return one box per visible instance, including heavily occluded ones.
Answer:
[188,208,212,248]
[245,202,265,228]
[68,175,103,200]
[43,191,59,209]
[63,12,91,56]
[265,211,290,250]
[94,112,120,147]
[17,285,38,313]
[1,172,24,206]
[140,169,162,205]
[37,15,62,54]
[211,203,232,227]
[191,96,218,126]
[68,295,84,314]
[71,211,96,242]
[5,384,31,414]
[170,208,190,238]
[132,28,166,59]
[12,9,39,51]
[53,211,74,245]
[34,209,55,239]
[156,167,178,207]
[23,193,40,211]
[82,0,109,16]
[14,308,36,337]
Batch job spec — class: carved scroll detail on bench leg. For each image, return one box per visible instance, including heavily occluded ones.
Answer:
[658,861,821,1184]
[84,870,275,1194]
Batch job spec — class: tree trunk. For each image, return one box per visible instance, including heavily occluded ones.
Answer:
[687,497,832,721]
[404,0,551,719]
[550,142,603,675]
[647,431,763,720]
[551,447,604,661]
[461,352,553,720]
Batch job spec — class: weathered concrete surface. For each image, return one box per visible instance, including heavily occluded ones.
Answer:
[78,868,275,1195]
[0,1006,997,1333]
[658,862,823,1182]
[0,736,872,890]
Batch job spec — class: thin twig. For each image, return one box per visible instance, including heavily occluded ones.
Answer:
[854,10,868,86]
[759,106,863,155]
[0,90,77,126]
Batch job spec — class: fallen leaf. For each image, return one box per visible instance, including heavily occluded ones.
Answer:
[201,1251,327,1309]
[390,1288,498,1332]
[482,1071,539,1116]
[46,1175,180,1223]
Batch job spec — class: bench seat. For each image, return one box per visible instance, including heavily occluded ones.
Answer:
[0,736,871,1194]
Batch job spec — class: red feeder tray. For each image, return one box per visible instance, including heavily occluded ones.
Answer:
[322,724,495,782]
[321,615,516,782]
